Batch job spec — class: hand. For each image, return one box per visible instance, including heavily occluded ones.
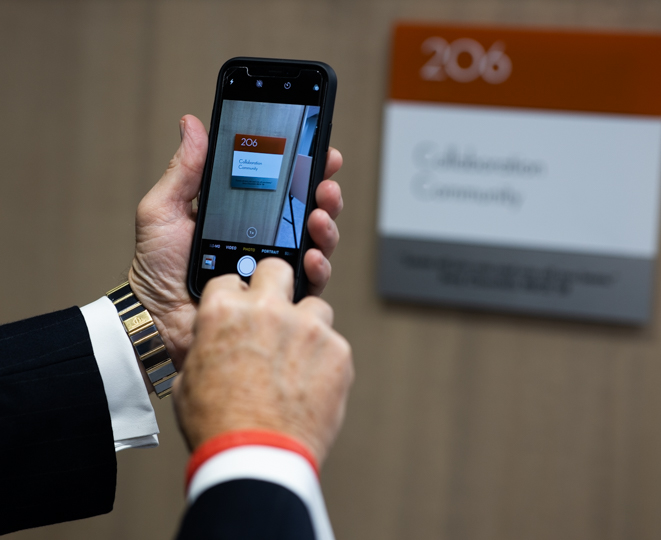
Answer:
[173,258,354,466]
[128,115,344,371]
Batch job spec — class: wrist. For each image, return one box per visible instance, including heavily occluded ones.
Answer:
[128,266,191,370]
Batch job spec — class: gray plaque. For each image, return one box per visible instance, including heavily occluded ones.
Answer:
[379,236,655,324]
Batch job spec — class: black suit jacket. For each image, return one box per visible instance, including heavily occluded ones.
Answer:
[177,479,316,539]
[0,308,117,535]
[0,308,318,539]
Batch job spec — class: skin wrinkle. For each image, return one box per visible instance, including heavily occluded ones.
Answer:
[138,217,192,241]
[141,197,193,224]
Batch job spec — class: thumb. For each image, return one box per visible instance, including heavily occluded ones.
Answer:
[149,115,208,212]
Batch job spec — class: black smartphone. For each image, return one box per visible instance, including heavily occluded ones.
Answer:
[187,57,337,301]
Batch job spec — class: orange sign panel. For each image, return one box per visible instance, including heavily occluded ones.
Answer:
[234,134,286,154]
[391,24,661,115]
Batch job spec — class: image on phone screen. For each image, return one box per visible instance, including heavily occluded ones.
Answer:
[192,63,331,294]
[203,102,320,249]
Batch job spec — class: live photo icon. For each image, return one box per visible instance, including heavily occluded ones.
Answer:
[202,254,216,270]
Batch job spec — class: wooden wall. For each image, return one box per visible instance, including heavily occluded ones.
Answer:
[2,1,661,539]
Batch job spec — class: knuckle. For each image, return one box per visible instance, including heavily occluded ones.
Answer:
[223,274,244,289]
[166,152,180,173]
[198,288,233,323]
[305,318,326,341]
[310,296,333,315]
[258,296,288,324]
[260,256,291,273]
[333,335,354,375]
[202,275,238,299]
[336,334,352,360]
[302,296,334,322]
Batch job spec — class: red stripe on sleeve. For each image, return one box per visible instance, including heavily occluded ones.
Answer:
[185,430,319,491]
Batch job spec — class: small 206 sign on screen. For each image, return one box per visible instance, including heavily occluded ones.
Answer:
[230,133,287,191]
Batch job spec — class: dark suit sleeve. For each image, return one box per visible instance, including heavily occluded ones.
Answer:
[176,479,316,540]
[0,307,117,536]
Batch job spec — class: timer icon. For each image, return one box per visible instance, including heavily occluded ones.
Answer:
[284,82,291,89]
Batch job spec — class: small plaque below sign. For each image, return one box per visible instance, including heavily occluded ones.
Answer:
[378,24,661,324]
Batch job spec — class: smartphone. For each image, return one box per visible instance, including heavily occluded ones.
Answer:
[187,57,337,301]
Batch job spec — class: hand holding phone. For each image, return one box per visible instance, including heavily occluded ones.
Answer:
[187,57,337,301]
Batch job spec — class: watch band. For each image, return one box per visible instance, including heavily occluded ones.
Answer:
[106,281,177,398]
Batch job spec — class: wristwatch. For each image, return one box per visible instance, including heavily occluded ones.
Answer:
[106,282,177,398]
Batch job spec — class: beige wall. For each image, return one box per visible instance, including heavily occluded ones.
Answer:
[2,1,661,539]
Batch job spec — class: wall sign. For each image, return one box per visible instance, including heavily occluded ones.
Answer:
[378,24,661,323]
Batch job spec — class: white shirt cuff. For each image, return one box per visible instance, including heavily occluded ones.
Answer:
[80,297,160,451]
[188,446,335,540]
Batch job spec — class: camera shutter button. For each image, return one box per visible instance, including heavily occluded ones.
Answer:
[237,255,257,277]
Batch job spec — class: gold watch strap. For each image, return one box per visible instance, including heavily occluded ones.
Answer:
[106,282,177,399]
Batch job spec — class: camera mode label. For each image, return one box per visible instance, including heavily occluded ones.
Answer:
[231,134,287,190]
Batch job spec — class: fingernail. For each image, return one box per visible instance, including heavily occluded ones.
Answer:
[179,118,186,141]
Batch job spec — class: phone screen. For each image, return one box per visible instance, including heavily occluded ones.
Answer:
[194,66,327,291]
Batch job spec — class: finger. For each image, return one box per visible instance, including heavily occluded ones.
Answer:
[297,295,334,326]
[303,248,332,297]
[323,148,343,180]
[307,208,340,258]
[150,115,209,210]
[249,258,294,301]
[202,273,248,297]
[315,180,343,220]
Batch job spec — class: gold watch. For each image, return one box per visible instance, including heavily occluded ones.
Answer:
[106,282,177,398]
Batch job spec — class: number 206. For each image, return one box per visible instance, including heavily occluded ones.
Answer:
[241,138,258,147]
[420,37,512,84]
